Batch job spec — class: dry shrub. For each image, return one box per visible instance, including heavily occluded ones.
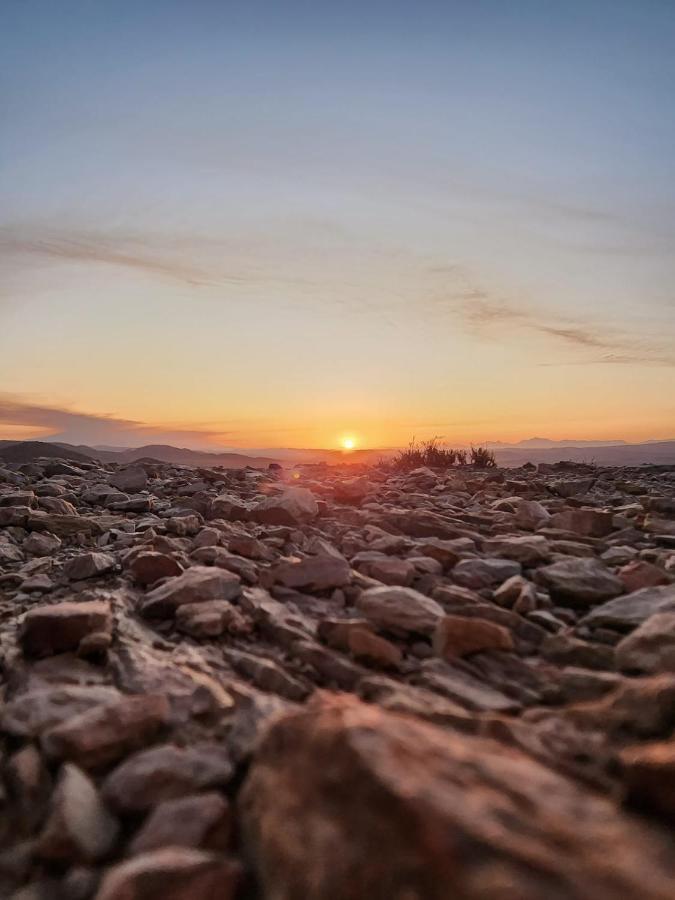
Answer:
[390,438,496,472]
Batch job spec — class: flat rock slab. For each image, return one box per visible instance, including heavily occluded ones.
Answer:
[20,601,112,658]
[140,565,241,618]
[581,585,675,630]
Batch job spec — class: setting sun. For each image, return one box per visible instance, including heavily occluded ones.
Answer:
[341,436,356,450]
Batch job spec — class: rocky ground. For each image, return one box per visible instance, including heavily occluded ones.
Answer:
[0,454,675,899]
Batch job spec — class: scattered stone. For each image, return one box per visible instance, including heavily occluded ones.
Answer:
[109,466,147,493]
[175,599,250,638]
[23,532,62,555]
[127,551,183,585]
[452,557,521,589]
[129,792,231,854]
[483,534,550,565]
[20,601,112,658]
[514,499,551,529]
[271,553,351,591]
[140,565,241,618]
[616,612,675,673]
[580,585,675,631]
[356,585,444,635]
[433,614,514,659]
[41,694,170,770]
[251,487,319,525]
[550,507,614,537]
[95,848,241,900]
[37,763,119,862]
[101,743,233,813]
[618,560,670,593]
[620,740,675,820]
[537,558,624,606]
[64,552,116,580]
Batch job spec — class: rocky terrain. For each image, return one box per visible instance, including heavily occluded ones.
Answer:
[0,454,674,899]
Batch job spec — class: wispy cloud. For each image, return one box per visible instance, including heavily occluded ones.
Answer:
[433,270,675,365]
[0,222,330,291]
[0,225,216,286]
[0,394,232,448]
[534,325,610,350]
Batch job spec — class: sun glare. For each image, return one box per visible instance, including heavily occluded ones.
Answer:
[341,436,356,450]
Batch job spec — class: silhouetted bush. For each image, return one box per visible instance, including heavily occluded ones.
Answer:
[470,445,497,467]
[389,438,496,472]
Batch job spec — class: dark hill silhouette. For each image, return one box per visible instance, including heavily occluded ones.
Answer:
[1,439,674,468]
[0,440,279,468]
[0,441,92,464]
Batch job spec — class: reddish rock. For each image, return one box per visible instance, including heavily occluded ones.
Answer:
[41,694,170,770]
[20,601,112,658]
[240,695,675,900]
[129,792,231,854]
[37,763,119,862]
[64,552,116,580]
[1,685,122,739]
[333,477,371,506]
[433,614,514,659]
[356,585,444,635]
[271,554,351,591]
[550,508,614,537]
[319,619,402,668]
[39,496,79,516]
[514,499,551,530]
[413,538,465,568]
[620,739,675,820]
[23,531,62,555]
[353,553,416,586]
[483,535,550,565]
[347,627,402,668]
[175,600,251,638]
[616,612,675,673]
[109,466,147,492]
[28,511,102,536]
[537,558,623,606]
[619,560,670,593]
[250,487,319,525]
[580,585,675,630]
[140,565,241,618]
[101,743,233,813]
[452,557,521,589]
[95,847,241,900]
[127,551,183,586]
[227,533,271,560]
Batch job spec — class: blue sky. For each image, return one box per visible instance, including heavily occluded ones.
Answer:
[1,0,674,448]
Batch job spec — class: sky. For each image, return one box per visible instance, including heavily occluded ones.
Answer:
[1,0,674,450]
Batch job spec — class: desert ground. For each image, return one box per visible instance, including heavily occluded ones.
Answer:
[0,448,674,898]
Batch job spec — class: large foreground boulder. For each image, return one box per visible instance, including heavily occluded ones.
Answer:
[240,695,675,900]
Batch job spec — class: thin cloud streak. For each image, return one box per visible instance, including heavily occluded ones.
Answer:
[0,395,233,448]
[0,222,357,294]
[434,272,675,366]
[0,226,214,286]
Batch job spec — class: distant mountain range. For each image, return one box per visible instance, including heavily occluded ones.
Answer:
[486,437,629,448]
[1,438,674,468]
[0,441,281,468]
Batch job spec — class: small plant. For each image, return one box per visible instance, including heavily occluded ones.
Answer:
[387,438,496,472]
[470,445,497,468]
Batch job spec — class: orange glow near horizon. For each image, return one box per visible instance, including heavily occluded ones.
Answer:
[341,436,356,450]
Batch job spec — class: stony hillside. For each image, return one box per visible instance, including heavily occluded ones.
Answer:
[0,454,674,898]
